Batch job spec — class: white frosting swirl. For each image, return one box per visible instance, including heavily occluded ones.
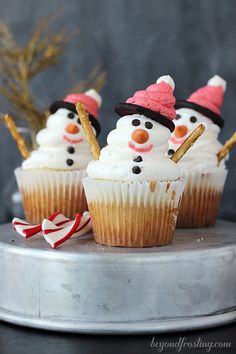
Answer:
[22,108,94,170]
[87,114,180,181]
[168,108,227,174]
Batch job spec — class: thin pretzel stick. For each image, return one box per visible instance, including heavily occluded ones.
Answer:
[171,124,205,163]
[76,102,100,160]
[3,114,30,159]
[217,132,236,163]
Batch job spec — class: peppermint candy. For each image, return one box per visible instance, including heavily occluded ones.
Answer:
[12,212,92,248]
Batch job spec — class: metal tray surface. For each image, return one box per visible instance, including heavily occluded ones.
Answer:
[0,220,236,334]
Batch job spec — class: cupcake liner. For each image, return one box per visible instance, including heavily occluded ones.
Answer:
[177,169,228,228]
[15,168,88,224]
[82,177,184,247]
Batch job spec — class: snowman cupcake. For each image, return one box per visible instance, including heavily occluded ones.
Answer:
[83,76,185,247]
[15,89,101,224]
[168,75,228,228]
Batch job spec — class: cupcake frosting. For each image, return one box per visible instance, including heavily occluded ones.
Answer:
[88,75,180,182]
[23,89,102,171]
[22,108,94,170]
[87,114,180,181]
[168,75,227,174]
[168,108,226,174]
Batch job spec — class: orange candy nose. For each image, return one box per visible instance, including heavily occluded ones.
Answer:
[132,129,149,144]
[174,125,188,138]
[65,124,80,134]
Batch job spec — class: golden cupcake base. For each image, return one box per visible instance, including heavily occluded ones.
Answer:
[89,202,178,247]
[177,186,222,228]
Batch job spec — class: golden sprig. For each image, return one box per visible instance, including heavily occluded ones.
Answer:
[0,16,106,149]
[70,64,107,93]
[0,17,74,143]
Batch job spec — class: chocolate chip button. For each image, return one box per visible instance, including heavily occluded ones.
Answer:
[132,166,141,174]
[168,149,175,156]
[66,159,74,166]
[67,146,75,154]
[133,156,143,162]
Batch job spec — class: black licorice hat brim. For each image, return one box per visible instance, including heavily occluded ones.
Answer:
[175,100,224,129]
[49,100,101,136]
[114,103,175,132]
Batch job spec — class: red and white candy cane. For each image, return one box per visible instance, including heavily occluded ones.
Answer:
[42,212,91,248]
[71,212,91,238]
[12,212,66,238]
[12,212,92,248]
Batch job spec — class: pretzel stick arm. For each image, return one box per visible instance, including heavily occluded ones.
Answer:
[76,103,100,160]
[3,114,30,159]
[217,132,236,163]
[171,124,205,163]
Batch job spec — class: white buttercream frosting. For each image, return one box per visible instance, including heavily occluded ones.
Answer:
[156,75,175,89]
[87,114,180,181]
[85,89,102,106]
[168,108,227,174]
[22,108,94,170]
[207,75,226,91]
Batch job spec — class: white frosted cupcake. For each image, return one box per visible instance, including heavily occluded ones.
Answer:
[168,75,228,228]
[83,76,184,247]
[15,89,102,224]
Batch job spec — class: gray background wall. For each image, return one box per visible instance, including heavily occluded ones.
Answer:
[0,0,236,222]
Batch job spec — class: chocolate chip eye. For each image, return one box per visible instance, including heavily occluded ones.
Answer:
[145,121,153,129]
[77,119,81,125]
[176,114,181,120]
[68,112,74,119]
[190,116,197,123]
[132,119,140,126]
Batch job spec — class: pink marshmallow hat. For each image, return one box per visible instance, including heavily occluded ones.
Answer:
[50,89,102,136]
[114,75,176,132]
[175,75,226,128]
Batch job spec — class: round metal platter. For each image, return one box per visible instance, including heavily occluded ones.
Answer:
[0,220,236,334]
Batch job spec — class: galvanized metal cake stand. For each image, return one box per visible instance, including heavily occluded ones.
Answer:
[0,220,236,334]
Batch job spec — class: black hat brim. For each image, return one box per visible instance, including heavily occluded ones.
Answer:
[175,100,224,129]
[49,100,101,136]
[114,103,175,132]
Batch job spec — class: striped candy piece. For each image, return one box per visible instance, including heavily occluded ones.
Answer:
[12,212,67,238]
[42,214,83,248]
[12,212,92,248]
[72,212,91,238]
[42,212,91,248]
